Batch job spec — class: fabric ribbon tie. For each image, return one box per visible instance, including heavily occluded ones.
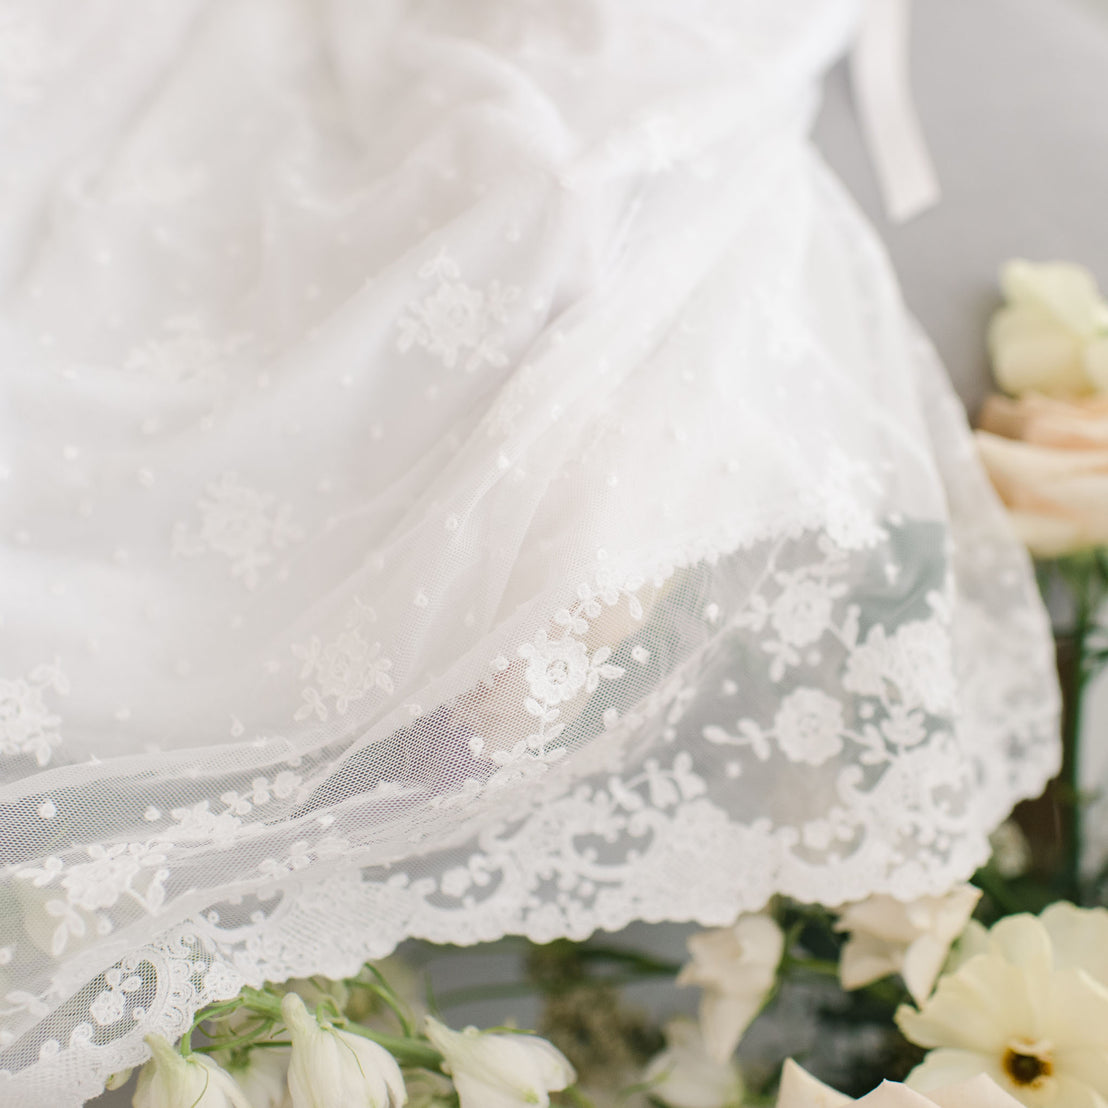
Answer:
[851,0,940,223]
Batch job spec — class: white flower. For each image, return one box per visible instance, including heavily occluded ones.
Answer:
[772,688,844,766]
[1037,901,1108,985]
[134,1035,252,1108]
[775,1058,1023,1107]
[281,992,405,1108]
[642,1018,744,1108]
[279,976,351,1014]
[402,1071,456,1108]
[221,1045,291,1108]
[676,913,784,1062]
[423,1015,575,1108]
[836,885,981,1005]
[518,631,590,706]
[896,910,1108,1106]
[989,260,1108,396]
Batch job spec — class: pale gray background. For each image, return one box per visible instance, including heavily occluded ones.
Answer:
[91,0,1108,1101]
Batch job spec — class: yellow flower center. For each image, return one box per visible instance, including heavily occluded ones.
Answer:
[1003,1041,1053,1088]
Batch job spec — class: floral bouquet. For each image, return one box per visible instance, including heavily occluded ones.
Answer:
[109,262,1108,1108]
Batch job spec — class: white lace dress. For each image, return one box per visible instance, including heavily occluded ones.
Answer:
[0,0,1058,1102]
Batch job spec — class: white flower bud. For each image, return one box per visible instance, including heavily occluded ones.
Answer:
[221,1044,291,1108]
[423,1016,575,1108]
[133,1035,252,1108]
[676,913,784,1062]
[282,992,406,1108]
[643,1018,744,1108]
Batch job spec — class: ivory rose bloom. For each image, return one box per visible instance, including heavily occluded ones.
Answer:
[423,1016,575,1108]
[836,884,981,1004]
[677,913,784,1062]
[988,260,1108,396]
[642,1018,744,1108]
[776,1059,1022,1107]
[896,909,1108,1107]
[976,392,1108,556]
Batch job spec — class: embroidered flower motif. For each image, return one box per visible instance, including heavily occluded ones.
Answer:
[396,251,518,373]
[124,315,249,386]
[221,772,303,813]
[815,454,887,550]
[0,661,68,766]
[173,473,302,589]
[771,687,844,766]
[293,627,395,721]
[61,847,142,912]
[769,578,837,648]
[88,968,143,1027]
[518,631,625,709]
[844,615,954,716]
[60,843,168,912]
[519,632,590,706]
[165,801,243,847]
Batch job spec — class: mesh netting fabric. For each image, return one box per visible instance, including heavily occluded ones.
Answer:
[0,0,1058,1102]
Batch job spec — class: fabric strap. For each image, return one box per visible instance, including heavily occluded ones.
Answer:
[851,0,940,223]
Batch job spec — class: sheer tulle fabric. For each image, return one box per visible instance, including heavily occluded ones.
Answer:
[0,0,1057,1102]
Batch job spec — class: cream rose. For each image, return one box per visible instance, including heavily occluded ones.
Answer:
[975,390,1108,556]
[988,260,1108,396]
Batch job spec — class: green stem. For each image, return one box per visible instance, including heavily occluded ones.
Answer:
[338,1019,443,1070]
[559,1087,599,1108]
[573,947,683,976]
[436,969,677,1010]
[782,955,839,978]
[971,866,1027,916]
[237,989,443,1071]
[1061,568,1094,903]
[199,1018,276,1056]
[355,967,415,1037]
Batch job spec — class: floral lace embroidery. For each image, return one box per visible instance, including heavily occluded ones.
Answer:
[292,599,395,722]
[12,772,306,960]
[172,473,302,589]
[0,515,1059,1103]
[396,251,519,372]
[0,661,68,766]
[88,969,143,1029]
[124,316,250,386]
